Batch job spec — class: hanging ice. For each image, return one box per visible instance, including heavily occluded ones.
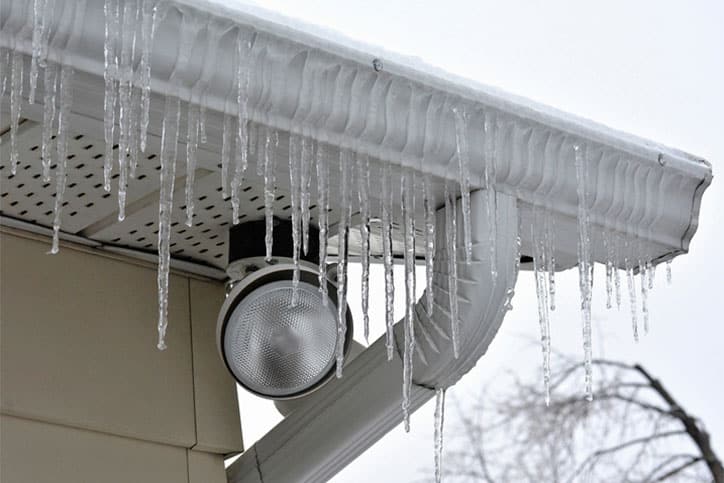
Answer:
[401,170,416,432]
[29,0,53,104]
[0,48,10,101]
[574,143,594,401]
[230,28,253,225]
[263,128,277,260]
[289,133,302,305]
[666,260,672,285]
[139,0,160,153]
[544,211,556,311]
[10,51,24,175]
[640,262,650,334]
[220,114,233,198]
[184,104,200,226]
[103,0,120,191]
[483,111,498,281]
[301,137,313,255]
[356,154,371,343]
[531,212,552,406]
[382,161,395,360]
[452,107,472,263]
[335,150,352,378]
[423,176,436,316]
[603,230,614,309]
[433,388,446,483]
[41,62,58,182]
[316,144,329,305]
[444,183,460,359]
[50,66,74,254]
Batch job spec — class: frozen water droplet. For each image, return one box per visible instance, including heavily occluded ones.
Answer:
[401,170,416,432]
[356,154,371,343]
[316,144,329,305]
[382,161,395,361]
[444,183,460,360]
[452,107,472,263]
[10,51,24,175]
[433,388,446,483]
[424,176,436,316]
[336,149,352,378]
[50,66,74,254]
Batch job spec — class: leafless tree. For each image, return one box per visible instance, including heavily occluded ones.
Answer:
[441,357,722,482]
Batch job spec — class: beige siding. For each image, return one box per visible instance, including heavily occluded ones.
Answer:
[190,278,244,453]
[0,415,189,483]
[188,449,229,483]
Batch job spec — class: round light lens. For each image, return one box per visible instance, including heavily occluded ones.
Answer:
[222,279,339,398]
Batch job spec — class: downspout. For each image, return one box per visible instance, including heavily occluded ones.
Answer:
[228,190,519,483]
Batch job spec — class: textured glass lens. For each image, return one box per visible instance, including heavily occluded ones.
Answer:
[223,280,338,397]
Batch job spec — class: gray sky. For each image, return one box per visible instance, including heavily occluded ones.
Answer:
[231,1,724,481]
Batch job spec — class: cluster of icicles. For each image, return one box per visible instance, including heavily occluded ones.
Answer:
[2,1,674,480]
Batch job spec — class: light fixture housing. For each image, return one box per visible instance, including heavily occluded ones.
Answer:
[216,220,353,400]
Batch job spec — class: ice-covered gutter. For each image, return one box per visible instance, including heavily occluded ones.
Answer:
[0,1,714,481]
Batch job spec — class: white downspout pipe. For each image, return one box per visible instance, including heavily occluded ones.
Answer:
[227,190,519,483]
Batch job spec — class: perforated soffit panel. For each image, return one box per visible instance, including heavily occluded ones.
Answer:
[0,0,713,275]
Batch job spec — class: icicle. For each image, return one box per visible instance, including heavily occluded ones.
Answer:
[220,114,233,198]
[445,183,460,359]
[29,0,49,104]
[301,137,313,255]
[544,210,556,311]
[401,170,417,432]
[50,66,74,254]
[574,143,594,401]
[483,111,498,281]
[433,388,446,483]
[452,107,472,263]
[666,260,672,285]
[532,214,551,406]
[357,154,371,343]
[103,0,120,191]
[184,104,200,226]
[41,62,58,181]
[0,48,10,101]
[263,129,277,260]
[647,262,655,290]
[604,230,614,309]
[231,28,253,224]
[129,87,141,177]
[626,258,638,342]
[503,235,522,312]
[289,134,302,305]
[336,150,352,378]
[139,0,161,153]
[614,234,622,309]
[640,262,650,334]
[382,161,395,360]
[10,51,24,175]
[316,144,329,304]
[424,176,436,316]
[116,0,140,221]
[198,106,207,144]
[156,94,181,350]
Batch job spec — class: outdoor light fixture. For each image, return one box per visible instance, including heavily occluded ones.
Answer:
[216,220,353,399]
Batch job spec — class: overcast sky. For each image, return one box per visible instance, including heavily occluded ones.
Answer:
[230,1,724,481]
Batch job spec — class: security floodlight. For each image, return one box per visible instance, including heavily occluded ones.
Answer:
[216,220,353,399]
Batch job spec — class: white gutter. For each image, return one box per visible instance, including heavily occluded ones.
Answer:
[0,0,712,268]
[227,190,519,482]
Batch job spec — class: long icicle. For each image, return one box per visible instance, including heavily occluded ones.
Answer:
[41,61,58,181]
[666,260,672,285]
[49,66,74,254]
[445,183,460,359]
[231,28,253,225]
[102,0,120,190]
[336,149,351,378]
[544,210,556,311]
[263,128,277,260]
[357,153,371,343]
[453,107,472,263]
[289,133,302,305]
[574,143,594,401]
[424,175,436,316]
[433,388,447,483]
[10,51,24,175]
[184,104,200,226]
[483,110,498,281]
[29,0,49,104]
[220,114,234,198]
[316,144,329,305]
[401,170,416,432]
[382,160,395,360]
[138,0,160,153]
[532,212,551,406]
[301,137,313,255]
